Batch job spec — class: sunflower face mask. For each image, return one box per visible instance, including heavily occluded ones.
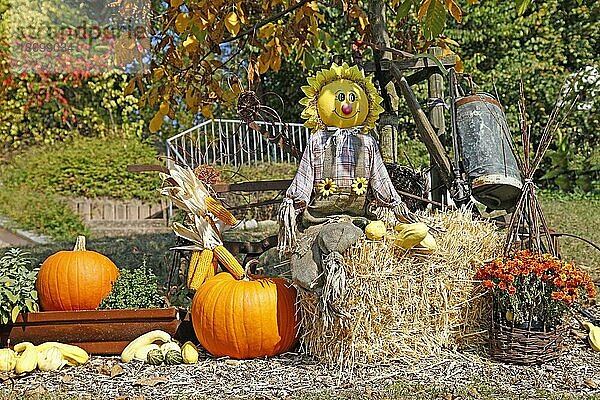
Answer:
[300,62,384,132]
[316,79,370,129]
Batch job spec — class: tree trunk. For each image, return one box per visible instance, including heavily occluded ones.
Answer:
[367,0,398,163]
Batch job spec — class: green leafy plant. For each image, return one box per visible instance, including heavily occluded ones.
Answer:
[0,248,39,324]
[98,264,166,310]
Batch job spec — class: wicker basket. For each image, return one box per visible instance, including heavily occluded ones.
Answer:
[489,320,566,365]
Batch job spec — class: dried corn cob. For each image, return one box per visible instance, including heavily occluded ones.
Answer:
[205,197,237,226]
[187,249,215,290]
[213,245,245,279]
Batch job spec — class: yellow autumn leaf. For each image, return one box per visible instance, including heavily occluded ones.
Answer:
[270,53,281,71]
[358,13,369,30]
[444,0,463,23]
[417,0,432,21]
[183,35,199,52]
[224,12,240,36]
[170,0,184,7]
[124,79,136,96]
[159,102,170,115]
[201,105,214,119]
[185,88,198,111]
[149,112,164,133]
[467,0,478,4]
[258,50,271,74]
[259,23,276,39]
[175,13,190,33]
[454,56,464,73]
[153,67,165,81]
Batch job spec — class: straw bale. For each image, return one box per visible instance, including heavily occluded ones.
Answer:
[297,210,502,369]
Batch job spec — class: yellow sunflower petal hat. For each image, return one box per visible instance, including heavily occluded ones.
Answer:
[299,62,384,132]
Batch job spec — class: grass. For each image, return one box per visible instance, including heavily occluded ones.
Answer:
[539,192,600,280]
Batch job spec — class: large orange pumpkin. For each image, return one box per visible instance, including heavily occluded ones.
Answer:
[37,236,119,311]
[191,272,298,359]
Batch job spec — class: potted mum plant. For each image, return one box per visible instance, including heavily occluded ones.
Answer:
[476,250,596,330]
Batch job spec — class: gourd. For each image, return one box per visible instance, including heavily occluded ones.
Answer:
[164,350,184,365]
[37,347,65,372]
[181,341,199,364]
[133,344,160,361]
[121,330,172,363]
[415,233,437,253]
[191,272,298,359]
[36,342,89,366]
[364,221,386,241]
[393,223,429,250]
[583,322,600,351]
[160,341,181,356]
[0,348,16,372]
[37,236,119,311]
[14,342,38,374]
[147,349,164,365]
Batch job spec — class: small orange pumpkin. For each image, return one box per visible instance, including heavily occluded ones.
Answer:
[191,272,298,359]
[37,236,119,311]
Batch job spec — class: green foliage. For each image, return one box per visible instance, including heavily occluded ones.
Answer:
[1,135,161,201]
[0,135,161,240]
[98,264,166,310]
[0,185,89,242]
[0,70,147,151]
[0,248,39,324]
[448,0,599,193]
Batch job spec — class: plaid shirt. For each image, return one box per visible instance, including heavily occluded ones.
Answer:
[286,128,403,211]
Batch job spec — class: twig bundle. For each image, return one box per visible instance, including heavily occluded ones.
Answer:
[504,81,580,256]
[297,211,502,370]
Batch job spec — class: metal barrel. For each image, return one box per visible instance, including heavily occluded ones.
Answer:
[455,93,522,210]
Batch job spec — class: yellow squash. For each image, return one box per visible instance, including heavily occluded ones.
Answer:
[0,348,16,372]
[121,330,172,363]
[393,222,429,250]
[584,322,600,351]
[37,347,65,371]
[181,341,199,364]
[14,342,38,374]
[365,220,386,241]
[36,342,89,366]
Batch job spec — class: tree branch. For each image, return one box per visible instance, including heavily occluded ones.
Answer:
[221,0,312,44]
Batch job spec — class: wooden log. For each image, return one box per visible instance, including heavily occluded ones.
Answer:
[389,63,454,188]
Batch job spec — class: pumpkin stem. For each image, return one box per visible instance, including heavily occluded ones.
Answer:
[73,235,87,251]
[242,260,260,281]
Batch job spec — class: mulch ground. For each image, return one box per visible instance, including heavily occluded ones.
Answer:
[2,332,600,400]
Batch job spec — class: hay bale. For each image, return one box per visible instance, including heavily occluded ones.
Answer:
[297,210,502,369]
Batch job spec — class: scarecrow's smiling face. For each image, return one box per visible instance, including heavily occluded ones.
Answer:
[316,79,369,129]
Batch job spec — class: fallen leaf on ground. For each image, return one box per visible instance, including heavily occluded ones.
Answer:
[25,385,47,396]
[110,364,125,378]
[62,374,73,383]
[134,376,167,387]
[225,359,242,366]
[585,379,599,389]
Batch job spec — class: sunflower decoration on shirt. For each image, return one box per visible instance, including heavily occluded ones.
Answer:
[299,62,384,131]
[351,177,368,196]
[318,178,337,197]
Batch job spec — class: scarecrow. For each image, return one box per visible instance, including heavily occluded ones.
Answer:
[278,63,417,298]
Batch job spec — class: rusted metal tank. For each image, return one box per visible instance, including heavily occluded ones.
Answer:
[455,93,522,210]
